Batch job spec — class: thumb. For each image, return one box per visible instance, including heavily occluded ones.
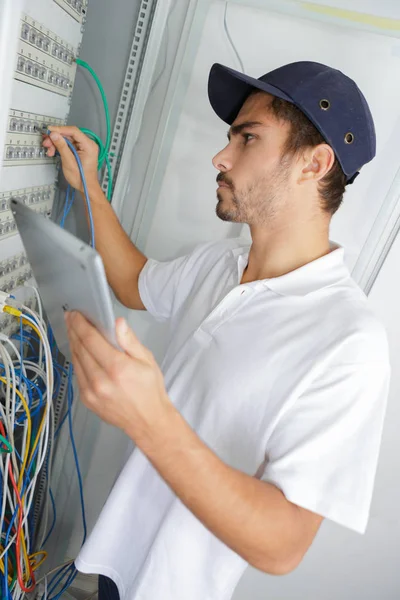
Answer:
[116,318,150,360]
[49,132,76,169]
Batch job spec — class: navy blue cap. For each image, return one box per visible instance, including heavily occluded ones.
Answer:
[208,61,376,184]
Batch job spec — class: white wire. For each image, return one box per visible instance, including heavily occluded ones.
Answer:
[224,1,245,74]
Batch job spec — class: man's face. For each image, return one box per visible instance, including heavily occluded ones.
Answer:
[212,92,294,225]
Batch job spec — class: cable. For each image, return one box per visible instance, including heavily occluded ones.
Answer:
[38,363,86,600]
[64,137,95,247]
[75,59,113,200]
[50,133,95,248]
[66,364,87,545]
[0,302,54,598]
[76,58,111,155]
[223,1,245,74]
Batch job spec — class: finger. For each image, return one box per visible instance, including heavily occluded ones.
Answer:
[48,125,91,149]
[68,323,108,389]
[45,134,79,157]
[70,347,90,393]
[42,135,56,157]
[116,318,152,362]
[47,132,78,168]
[68,311,122,371]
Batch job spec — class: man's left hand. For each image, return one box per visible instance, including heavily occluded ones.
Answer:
[64,311,172,439]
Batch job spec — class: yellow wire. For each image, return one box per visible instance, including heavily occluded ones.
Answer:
[30,550,48,571]
[3,305,43,341]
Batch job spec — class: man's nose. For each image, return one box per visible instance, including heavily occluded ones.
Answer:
[212,145,233,172]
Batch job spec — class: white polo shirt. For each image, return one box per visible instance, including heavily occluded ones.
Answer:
[75,236,390,600]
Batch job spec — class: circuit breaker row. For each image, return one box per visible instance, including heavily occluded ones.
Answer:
[4,110,64,165]
[0,247,35,336]
[0,185,55,241]
[17,14,78,97]
[0,251,32,291]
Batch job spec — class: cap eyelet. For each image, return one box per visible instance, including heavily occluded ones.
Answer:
[319,99,330,110]
[344,132,354,144]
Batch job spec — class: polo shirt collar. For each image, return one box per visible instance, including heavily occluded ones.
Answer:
[232,241,349,296]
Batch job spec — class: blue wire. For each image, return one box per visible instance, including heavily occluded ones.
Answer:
[43,364,87,600]
[10,335,35,357]
[47,131,95,247]
[41,487,56,547]
[66,364,87,543]
[60,186,76,228]
[53,361,68,377]
[48,323,59,364]
[51,565,78,600]
[45,563,74,599]
[60,184,70,228]
[54,383,74,439]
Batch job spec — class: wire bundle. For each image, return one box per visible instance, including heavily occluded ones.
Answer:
[0,294,54,598]
[0,291,87,599]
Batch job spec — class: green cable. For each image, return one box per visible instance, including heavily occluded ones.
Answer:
[79,127,106,168]
[79,127,113,201]
[75,58,111,154]
[0,434,12,453]
[75,60,114,200]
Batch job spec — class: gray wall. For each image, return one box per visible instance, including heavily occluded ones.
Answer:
[54,0,142,238]
[69,0,141,144]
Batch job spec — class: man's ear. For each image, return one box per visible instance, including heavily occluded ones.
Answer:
[299,144,335,184]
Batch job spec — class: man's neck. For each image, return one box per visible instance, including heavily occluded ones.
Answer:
[240,221,331,284]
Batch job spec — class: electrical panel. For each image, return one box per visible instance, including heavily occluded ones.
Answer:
[0,0,86,329]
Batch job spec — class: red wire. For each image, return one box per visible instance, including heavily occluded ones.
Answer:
[0,422,36,592]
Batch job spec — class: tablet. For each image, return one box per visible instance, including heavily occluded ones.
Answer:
[11,198,119,360]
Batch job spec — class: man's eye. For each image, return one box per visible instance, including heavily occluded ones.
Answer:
[242,133,255,144]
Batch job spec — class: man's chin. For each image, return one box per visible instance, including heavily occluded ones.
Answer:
[215,206,240,223]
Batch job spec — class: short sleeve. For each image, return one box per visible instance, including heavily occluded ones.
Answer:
[138,241,217,322]
[261,360,390,534]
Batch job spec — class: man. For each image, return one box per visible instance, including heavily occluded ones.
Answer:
[43,61,390,600]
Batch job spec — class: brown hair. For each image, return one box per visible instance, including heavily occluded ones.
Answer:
[250,90,347,215]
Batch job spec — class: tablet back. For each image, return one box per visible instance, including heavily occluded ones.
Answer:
[11,198,119,359]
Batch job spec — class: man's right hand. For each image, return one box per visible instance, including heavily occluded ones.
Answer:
[42,126,100,192]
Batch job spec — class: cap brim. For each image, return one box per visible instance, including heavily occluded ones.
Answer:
[208,63,294,125]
